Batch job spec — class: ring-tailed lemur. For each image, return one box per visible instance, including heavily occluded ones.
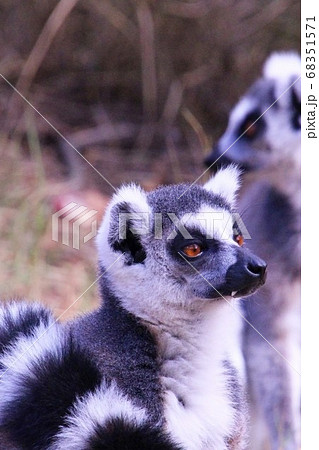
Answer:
[204,52,301,449]
[0,166,267,450]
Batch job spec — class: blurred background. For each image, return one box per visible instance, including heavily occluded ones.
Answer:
[0,0,300,318]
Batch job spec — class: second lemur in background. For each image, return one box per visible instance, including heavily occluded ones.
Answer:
[205,52,301,450]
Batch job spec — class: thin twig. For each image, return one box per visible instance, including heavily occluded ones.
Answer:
[6,0,80,126]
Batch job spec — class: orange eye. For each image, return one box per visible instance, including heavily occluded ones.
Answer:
[182,243,203,258]
[245,121,257,138]
[235,234,244,247]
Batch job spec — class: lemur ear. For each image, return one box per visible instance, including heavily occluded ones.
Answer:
[97,184,151,266]
[204,165,241,208]
[263,51,300,81]
[263,51,301,102]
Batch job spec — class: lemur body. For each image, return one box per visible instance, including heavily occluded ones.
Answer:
[72,280,246,450]
[205,52,301,449]
[0,167,266,449]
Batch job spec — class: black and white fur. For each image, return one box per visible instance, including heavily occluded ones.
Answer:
[205,52,301,449]
[0,167,266,449]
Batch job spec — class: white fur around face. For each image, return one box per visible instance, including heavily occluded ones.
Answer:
[262,52,301,191]
[50,381,147,450]
[227,97,254,134]
[263,102,301,170]
[264,51,301,111]
[179,205,235,244]
[204,165,241,208]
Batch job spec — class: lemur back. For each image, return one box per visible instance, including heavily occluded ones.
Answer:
[205,52,301,449]
[0,167,267,449]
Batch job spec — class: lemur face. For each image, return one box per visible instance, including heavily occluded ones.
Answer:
[97,166,266,317]
[205,52,301,173]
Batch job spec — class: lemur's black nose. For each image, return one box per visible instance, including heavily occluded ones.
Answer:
[239,255,267,297]
[246,259,267,281]
[225,251,267,298]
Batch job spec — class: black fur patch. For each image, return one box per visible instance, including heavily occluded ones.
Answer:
[109,201,147,265]
[87,418,182,450]
[113,228,146,264]
[0,335,102,449]
[0,303,51,360]
[291,85,301,130]
[237,109,265,141]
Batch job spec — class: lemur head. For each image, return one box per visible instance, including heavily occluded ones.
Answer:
[96,166,266,320]
[205,51,301,172]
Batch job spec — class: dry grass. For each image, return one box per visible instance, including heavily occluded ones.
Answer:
[0,116,100,319]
